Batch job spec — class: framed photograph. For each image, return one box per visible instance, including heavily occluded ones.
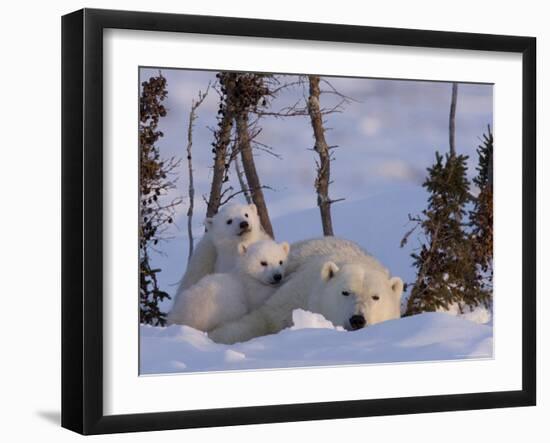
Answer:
[62,8,536,435]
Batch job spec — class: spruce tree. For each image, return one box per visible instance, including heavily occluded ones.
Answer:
[469,126,494,300]
[405,152,487,315]
[139,73,181,326]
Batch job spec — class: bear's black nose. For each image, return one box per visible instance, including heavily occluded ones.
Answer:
[349,315,366,330]
[239,221,249,229]
[273,273,282,282]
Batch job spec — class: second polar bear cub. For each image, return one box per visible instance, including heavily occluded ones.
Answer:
[167,240,290,332]
[176,203,270,292]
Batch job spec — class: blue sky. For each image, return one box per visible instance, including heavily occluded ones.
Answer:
[139,68,493,311]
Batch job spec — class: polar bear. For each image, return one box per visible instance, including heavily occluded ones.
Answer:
[176,203,271,295]
[167,240,290,332]
[208,237,403,344]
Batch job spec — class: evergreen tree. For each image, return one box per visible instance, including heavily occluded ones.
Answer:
[469,126,494,298]
[405,152,488,315]
[139,74,181,326]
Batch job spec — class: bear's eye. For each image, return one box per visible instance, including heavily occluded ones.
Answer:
[261,261,268,267]
[279,260,283,265]
[226,219,233,225]
[372,295,380,301]
[244,213,249,218]
[341,291,350,296]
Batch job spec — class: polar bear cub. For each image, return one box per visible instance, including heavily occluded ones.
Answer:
[167,240,290,332]
[176,203,271,293]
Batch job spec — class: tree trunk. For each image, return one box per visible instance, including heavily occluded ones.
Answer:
[186,109,196,260]
[307,75,334,236]
[185,86,209,259]
[236,111,274,238]
[449,82,458,156]
[206,76,236,218]
[234,150,252,204]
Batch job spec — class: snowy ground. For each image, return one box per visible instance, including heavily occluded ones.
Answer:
[140,75,494,376]
[142,186,493,375]
[140,309,493,375]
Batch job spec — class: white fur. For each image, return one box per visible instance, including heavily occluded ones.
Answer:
[208,237,403,344]
[175,203,271,295]
[167,240,290,332]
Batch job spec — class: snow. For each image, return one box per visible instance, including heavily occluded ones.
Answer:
[142,185,493,375]
[141,186,494,375]
[436,303,493,325]
[140,310,493,375]
[290,309,345,331]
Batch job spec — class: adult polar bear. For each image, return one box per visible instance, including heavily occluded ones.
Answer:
[208,237,404,344]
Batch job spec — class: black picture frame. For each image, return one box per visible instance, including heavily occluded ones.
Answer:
[61,8,536,435]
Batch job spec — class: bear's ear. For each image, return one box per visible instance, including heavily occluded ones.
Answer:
[248,203,258,214]
[204,218,214,230]
[280,242,290,255]
[390,276,404,297]
[237,243,248,256]
[321,261,339,282]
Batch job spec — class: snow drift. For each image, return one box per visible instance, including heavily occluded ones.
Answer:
[140,310,493,375]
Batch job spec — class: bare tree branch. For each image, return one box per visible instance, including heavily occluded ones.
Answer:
[268,78,306,96]
[320,78,362,104]
[185,83,210,259]
[219,184,274,206]
[400,214,422,248]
